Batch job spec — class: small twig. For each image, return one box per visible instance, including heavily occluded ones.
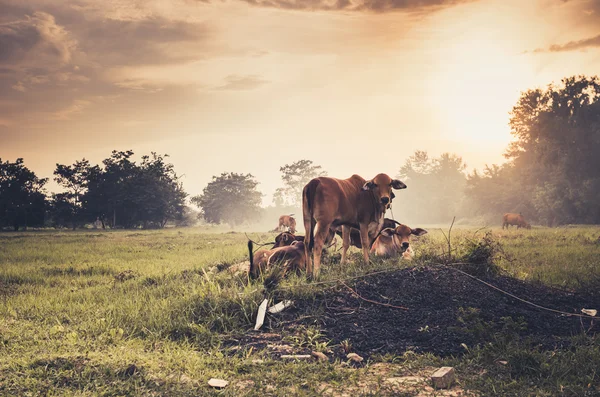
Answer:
[340,280,409,311]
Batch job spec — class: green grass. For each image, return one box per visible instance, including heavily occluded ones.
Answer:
[1,226,599,396]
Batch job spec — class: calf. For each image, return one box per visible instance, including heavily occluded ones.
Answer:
[370,224,428,259]
[277,214,297,234]
[333,218,401,249]
[248,240,305,279]
[273,232,304,248]
[303,173,407,278]
[502,213,531,229]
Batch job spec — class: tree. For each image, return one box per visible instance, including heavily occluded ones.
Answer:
[276,160,326,206]
[0,158,48,231]
[466,75,600,225]
[51,151,187,229]
[191,173,262,227]
[397,151,467,224]
[53,159,92,229]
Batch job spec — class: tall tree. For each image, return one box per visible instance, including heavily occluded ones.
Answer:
[53,159,92,229]
[52,151,187,229]
[0,158,47,231]
[276,160,326,206]
[192,173,262,227]
[467,75,600,225]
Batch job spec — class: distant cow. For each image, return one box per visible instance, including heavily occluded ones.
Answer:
[303,173,407,279]
[502,213,531,229]
[276,214,297,234]
[370,224,427,259]
[248,240,305,279]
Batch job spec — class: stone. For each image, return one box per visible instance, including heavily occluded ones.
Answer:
[431,367,455,389]
[311,351,328,362]
[208,378,228,389]
[347,353,364,363]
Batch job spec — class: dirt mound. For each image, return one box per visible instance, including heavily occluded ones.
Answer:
[274,266,600,357]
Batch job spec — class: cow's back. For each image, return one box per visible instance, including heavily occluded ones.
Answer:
[310,175,365,223]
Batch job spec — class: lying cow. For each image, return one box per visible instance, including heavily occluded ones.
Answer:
[303,173,407,278]
[248,240,305,279]
[370,223,427,259]
[276,214,297,234]
[273,231,304,248]
[502,213,531,229]
[333,218,401,249]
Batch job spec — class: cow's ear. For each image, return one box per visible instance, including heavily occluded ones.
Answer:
[391,179,407,189]
[362,180,376,191]
[411,228,428,236]
[380,228,395,237]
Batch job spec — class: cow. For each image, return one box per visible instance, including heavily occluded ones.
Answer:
[302,173,407,279]
[273,231,304,248]
[502,213,531,229]
[248,240,306,280]
[276,214,297,234]
[370,224,428,259]
[333,217,402,250]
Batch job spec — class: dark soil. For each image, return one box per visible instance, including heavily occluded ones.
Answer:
[251,266,600,358]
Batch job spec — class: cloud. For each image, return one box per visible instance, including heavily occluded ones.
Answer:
[77,16,211,67]
[530,33,600,53]
[0,11,76,66]
[214,74,270,91]
[50,99,92,120]
[226,0,474,12]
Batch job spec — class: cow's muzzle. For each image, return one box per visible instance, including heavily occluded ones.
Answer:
[381,197,390,205]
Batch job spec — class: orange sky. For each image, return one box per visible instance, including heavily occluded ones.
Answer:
[2,0,600,204]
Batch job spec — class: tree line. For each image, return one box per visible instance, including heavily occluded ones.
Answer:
[2,75,599,230]
[0,151,187,230]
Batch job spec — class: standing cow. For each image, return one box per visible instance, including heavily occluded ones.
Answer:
[302,173,407,279]
[276,214,297,234]
[502,213,531,229]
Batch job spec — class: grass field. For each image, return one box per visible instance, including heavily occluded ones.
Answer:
[1,226,600,396]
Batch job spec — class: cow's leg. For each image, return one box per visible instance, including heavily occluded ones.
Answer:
[341,225,351,265]
[303,217,315,277]
[359,223,371,265]
[312,221,331,279]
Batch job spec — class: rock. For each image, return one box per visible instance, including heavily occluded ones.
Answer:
[208,378,228,389]
[346,353,364,363]
[311,351,328,362]
[251,359,264,364]
[431,367,455,389]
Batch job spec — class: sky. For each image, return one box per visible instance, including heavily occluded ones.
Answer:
[2,0,600,205]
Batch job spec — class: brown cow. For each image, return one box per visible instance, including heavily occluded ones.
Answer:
[502,213,531,229]
[303,173,407,278]
[248,240,306,279]
[273,231,304,248]
[333,218,401,250]
[276,214,297,234]
[370,224,427,259]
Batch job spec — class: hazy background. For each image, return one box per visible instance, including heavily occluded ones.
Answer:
[2,0,600,201]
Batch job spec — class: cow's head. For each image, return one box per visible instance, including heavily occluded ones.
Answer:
[273,232,296,248]
[362,173,407,206]
[380,224,427,253]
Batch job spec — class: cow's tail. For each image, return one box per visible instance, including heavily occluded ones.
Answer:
[302,179,320,274]
[248,240,257,280]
